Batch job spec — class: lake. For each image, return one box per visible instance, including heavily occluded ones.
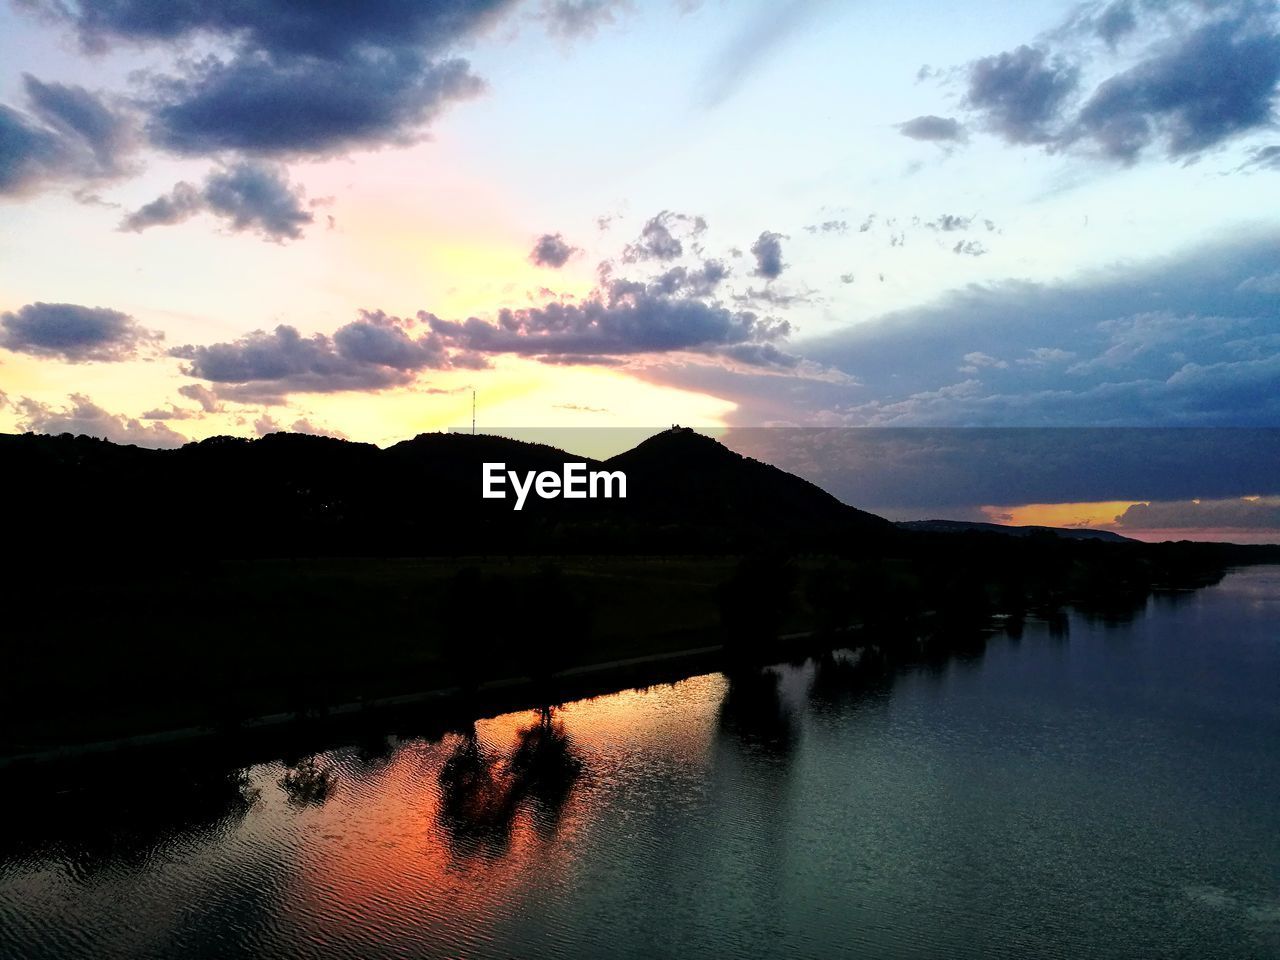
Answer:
[2,566,1278,959]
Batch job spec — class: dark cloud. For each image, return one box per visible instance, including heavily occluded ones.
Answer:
[622,211,706,262]
[145,53,484,157]
[28,0,513,57]
[649,259,729,297]
[897,115,967,143]
[960,3,1280,162]
[22,0,512,159]
[423,277,793,366]
[24,74,132,173]
[1069,14,1280,161]
[0,302,161,362]
[529,232,579,268]
[0,76,133,195]
[966,45,1080,145]
[171,310,459,399]
[1116,495,1280,530]
[121,161,314,241]
[14,393,187,448]
[750,230,786,280]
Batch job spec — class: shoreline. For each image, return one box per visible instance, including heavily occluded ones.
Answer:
[0,641,733,774]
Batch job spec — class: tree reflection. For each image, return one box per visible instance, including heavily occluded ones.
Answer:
[436,709,584,858]
[437,723,517,857]
[808,646,894,714]
[717,668,795,756]
[279,755,336,806]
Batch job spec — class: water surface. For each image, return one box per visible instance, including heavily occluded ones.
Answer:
[2,567,1279,959]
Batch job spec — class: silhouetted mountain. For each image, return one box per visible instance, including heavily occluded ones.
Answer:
[0,427,890,560]
[897,519,1137,543]
[604,427,892,548]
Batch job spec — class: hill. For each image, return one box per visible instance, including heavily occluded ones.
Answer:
[896,519,1137,543]
[0,427,894,561]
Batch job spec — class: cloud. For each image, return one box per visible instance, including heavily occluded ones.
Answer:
[121,161,314,241]
[24,0,513,159]
[1068,13,1280,161]
[529,232,579,268]
[1018,347,1077,367]
[719,427,1280,515]
[959,351,1008,373]
[14,393,187,448]
[1242,144,1280,170]
[290,417,347,438]
[959,2,1280,162]
[0,302,162,362]
[23,74,133,174]
[1092,0,1139,47]
[650,259,729,297]
[750,230,786,280]
[0,75,133,196]
[966,45,1079,145]
[139,405,196,420]
[1238,271,1280,293]
[897,115,967,143]
[1115,495,1280,530]
[637,231,1280,428]
[539,0,628,39]
[423,277,794,366]
[145,53,485,158]
[622,210,706,262]
[170,310,460,399]
[733,286,811,308]
[804,220,848,234]
[927,214,973,231]
[177,383,223,412]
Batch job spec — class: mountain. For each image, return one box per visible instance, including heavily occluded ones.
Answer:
[0,427,894,560]
[896,519,1137,543]
[605,427,892,547]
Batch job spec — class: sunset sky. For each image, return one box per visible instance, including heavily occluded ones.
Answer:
[2,0,1278,539]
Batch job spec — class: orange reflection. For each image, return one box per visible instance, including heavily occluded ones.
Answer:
[280,675,726,951]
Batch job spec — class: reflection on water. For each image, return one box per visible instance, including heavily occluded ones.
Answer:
[2,568,1280,959]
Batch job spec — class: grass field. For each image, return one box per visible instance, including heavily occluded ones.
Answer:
[3,556,754,752]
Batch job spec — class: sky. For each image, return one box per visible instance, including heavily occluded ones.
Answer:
[1,0,1278,539]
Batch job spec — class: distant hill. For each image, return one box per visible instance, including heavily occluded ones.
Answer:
[896,519,1137,543]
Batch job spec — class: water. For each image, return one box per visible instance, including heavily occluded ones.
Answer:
[2,567,1279,959]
